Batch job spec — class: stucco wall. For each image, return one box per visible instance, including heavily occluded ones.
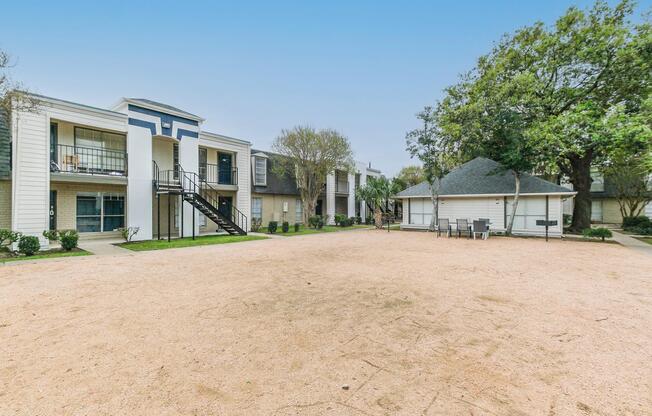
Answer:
[50,182,126,231]
[252,193,302,225]
[0,180,11,229]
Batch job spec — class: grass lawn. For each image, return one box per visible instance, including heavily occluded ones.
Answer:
[635,237,652,245]
[258,224,371,236]
[0,248,90,263]
[117,234,267,251]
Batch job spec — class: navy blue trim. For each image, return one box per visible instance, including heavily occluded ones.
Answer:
[128,104,199,126]
[128,118,156,135]
[177,128,199,139]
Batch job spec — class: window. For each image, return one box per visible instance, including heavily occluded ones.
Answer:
[252,197,262,220]
[295,199,303,223]
[74,127,126,174]
[76,192,125,232]
[506,198,546,230]
[75,127,126,151]
[198,148,207,180]
[590,169,604,192]
[254,157,267,186]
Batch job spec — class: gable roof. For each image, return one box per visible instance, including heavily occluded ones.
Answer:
[127,98,204,121]
[396,157,574,198]
[251,149,300,196]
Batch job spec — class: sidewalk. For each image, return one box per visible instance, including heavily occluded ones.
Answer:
[610,230,652,256]
[78,238,134,256]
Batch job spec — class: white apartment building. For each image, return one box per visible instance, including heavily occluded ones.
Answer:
[0,93,383,248]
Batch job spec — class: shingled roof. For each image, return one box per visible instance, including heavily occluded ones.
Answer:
[395,157,574,198]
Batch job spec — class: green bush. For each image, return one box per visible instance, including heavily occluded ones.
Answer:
[0,229,22,250]
[628,226,652,235]
[308,216,322,228]
[622,216,651,230]
[251,218,262,232]
[118,226,140,242]
[583,227,613,241]
[42,230,59,242]
[60,230,79,251]
[282,221,289,233]
[18,235,40,256]
[268,221,278,234]
[294,222,301,232]
[355,216,362,225]
[334,213,346,226]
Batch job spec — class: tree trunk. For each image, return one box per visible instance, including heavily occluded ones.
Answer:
[373,208,383,229]
[569,156,593,233]
[506,172,521,235]
[429,178,441,232]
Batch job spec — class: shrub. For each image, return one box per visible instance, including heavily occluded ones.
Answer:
[118,226,140,242]
[0,229,22,251]
[628,226,652,235]
[282,221,289,233]
[60,230,79,251]
[294,222,301,232]
[251,218,262,232]
[622,216,651,230]
[18,235,40,256]
[334,213,346,226]
[349,217,356,226]
[355,216,362,225]
[42,230,59,242]
[268,221,278,234]
[308,216,321,228]
[583,227,613,242]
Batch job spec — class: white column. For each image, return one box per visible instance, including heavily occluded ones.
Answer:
[178,136,199,237]
[347,173,356,218]
[326,173,335,224]
[127,125,153,241]
[359,171,367,222]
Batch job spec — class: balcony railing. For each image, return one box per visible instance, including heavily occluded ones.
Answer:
[51,144,127,176]
[200,164,238,185]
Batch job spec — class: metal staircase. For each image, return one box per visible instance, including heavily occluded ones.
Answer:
[153,161,247,236]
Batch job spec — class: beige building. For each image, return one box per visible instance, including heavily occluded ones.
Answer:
[250,149,381,226]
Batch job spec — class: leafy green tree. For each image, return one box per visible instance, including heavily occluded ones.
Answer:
[272,126,354,224]
[602,100,652,218]
[406,106,458,230]
[394,165,425,190]
[428,0,652,232]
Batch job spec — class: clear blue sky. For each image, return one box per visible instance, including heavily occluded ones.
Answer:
[1,0,648,176]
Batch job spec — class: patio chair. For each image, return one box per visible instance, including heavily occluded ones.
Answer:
[472,220,489,240]
[479,218,491,238]
[436,218,451,237]
[456,219,471,238]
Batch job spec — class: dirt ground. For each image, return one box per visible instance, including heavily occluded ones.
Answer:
[1,230,651,416]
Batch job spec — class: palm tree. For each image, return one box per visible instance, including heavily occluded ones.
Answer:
[355,176,400,228]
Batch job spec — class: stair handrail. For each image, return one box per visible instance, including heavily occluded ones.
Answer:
[176,164,248,234]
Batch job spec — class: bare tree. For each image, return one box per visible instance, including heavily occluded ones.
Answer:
[0,49,39,116]
[272,126,354,224]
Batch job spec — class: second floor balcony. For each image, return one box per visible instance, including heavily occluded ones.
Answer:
[200,163,238,186]
[50,144,127,177]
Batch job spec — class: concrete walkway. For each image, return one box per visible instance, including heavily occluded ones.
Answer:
[610,230,652,256]
[78,238,134,256]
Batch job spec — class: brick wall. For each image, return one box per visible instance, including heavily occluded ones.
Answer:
[0,180,11,229]
[50,182,126,231]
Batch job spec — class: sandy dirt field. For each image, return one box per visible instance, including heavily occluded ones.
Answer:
[1,230,651,415]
